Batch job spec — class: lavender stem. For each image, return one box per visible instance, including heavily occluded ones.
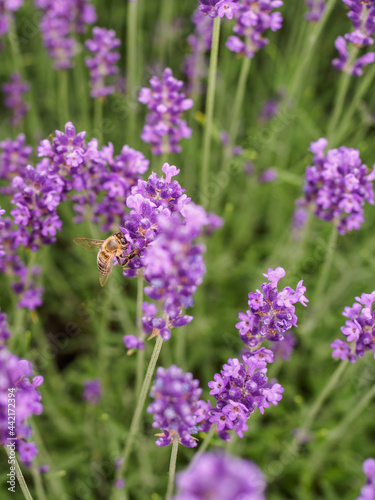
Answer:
[4,446,34,500]
[200,16,221,207]
[165,438,179,499]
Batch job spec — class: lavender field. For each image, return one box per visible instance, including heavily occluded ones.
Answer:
[1,1,375,499]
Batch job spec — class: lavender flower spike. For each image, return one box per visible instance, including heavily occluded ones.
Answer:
[235,266,308,348]
[173,451,266,500]
[85,27,121,98]
[331,291,375,363]
[356,458,375,500]
[147,365,202,447]
[298,138,375,234]
[198,0,240,19]
[206,350,284,441]
[139,68,193,155]
[2,72,29,126]
[226,0,283,59]
[0,345,44,467]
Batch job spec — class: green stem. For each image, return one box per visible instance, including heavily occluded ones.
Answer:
[228,57,251,145]
[312,224,338,307]
[58,70,69,127]
[200,16,221,207]
[290,0,337,100]
[94,98,103,144]
[328,381,375,442]
[31,465,48,500]
[191,424,216,466]
[158,0,174,63]
[135,271,145,396]
[165,438,179,500]
[4,446,34,500]
[127,0,138,146]
[297,359,349,442]
[115,335,164,484]
[334,62,375,144]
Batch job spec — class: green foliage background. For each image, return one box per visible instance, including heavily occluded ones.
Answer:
[1,0,375,499]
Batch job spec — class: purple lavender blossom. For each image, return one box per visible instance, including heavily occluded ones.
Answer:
[235,267,308,348]
[299,138,375,234]
[0,310,11,343]
[0,347,43,466]
[356,458,375,500]
[2,73,29,126]
[259,167,277,183]
[36,0,96,69]
[0,134,32,186]
[0,0,23,43]
[147,365,202,447]
[269,332,297,361]
[332,1,375,75]
[119,162,190,278]
[331,292,375,363]
[173,451,266,500]
[142,204,208,340]
[304,0,325,22]
[0,218,44,310]
[226,0,283,58]
[184,8,213,95]
[123,334,145,351]
[291,204,309,241]
[139,68,193,155]
[83,379,102,405]
[198,0,240,19]
[18,441,38,467]
[85,27,121,98]
[206,349,284,440]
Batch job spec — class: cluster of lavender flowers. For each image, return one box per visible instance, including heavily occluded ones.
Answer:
[304,0,325,22]
[0,134,31,184]
[147,365,202,447]
[184,8,213,95]
[205,349,284,440]
[139,68,193,155]
[226,0,283,58]
[198,0,240,19]
[298,138,375,234]
[83,378,102,405]
[0,0,23,45]
[356,458,375,500]
[196,268,307,441]
[2,72,29,126]
[235,267,308,347]
[331,292,375,363]
[0,319,44,466]
[0,122,149,309]
[35,0,96,69]
[172,452,266,500]
[333,0,375,76]
[85,27,121,98]
[143,205,209,340]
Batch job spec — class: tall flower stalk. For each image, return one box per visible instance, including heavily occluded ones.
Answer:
[200,16,220,207]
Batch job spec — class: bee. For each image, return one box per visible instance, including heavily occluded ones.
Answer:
[73,232,137,286]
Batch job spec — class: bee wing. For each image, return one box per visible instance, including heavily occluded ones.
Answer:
[73,238,104,251]
[99,261,113,287]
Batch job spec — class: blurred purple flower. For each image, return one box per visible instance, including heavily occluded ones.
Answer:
[147,365,202,447]
[173,451,266,500]
[83,379,102,405]
[123,334,145,351]
[85,27,121,98]
[269,332,297,361]
[356,458,375,500]
[2,73,29,126]
[304,0,325,22]
[226,0,283,59]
